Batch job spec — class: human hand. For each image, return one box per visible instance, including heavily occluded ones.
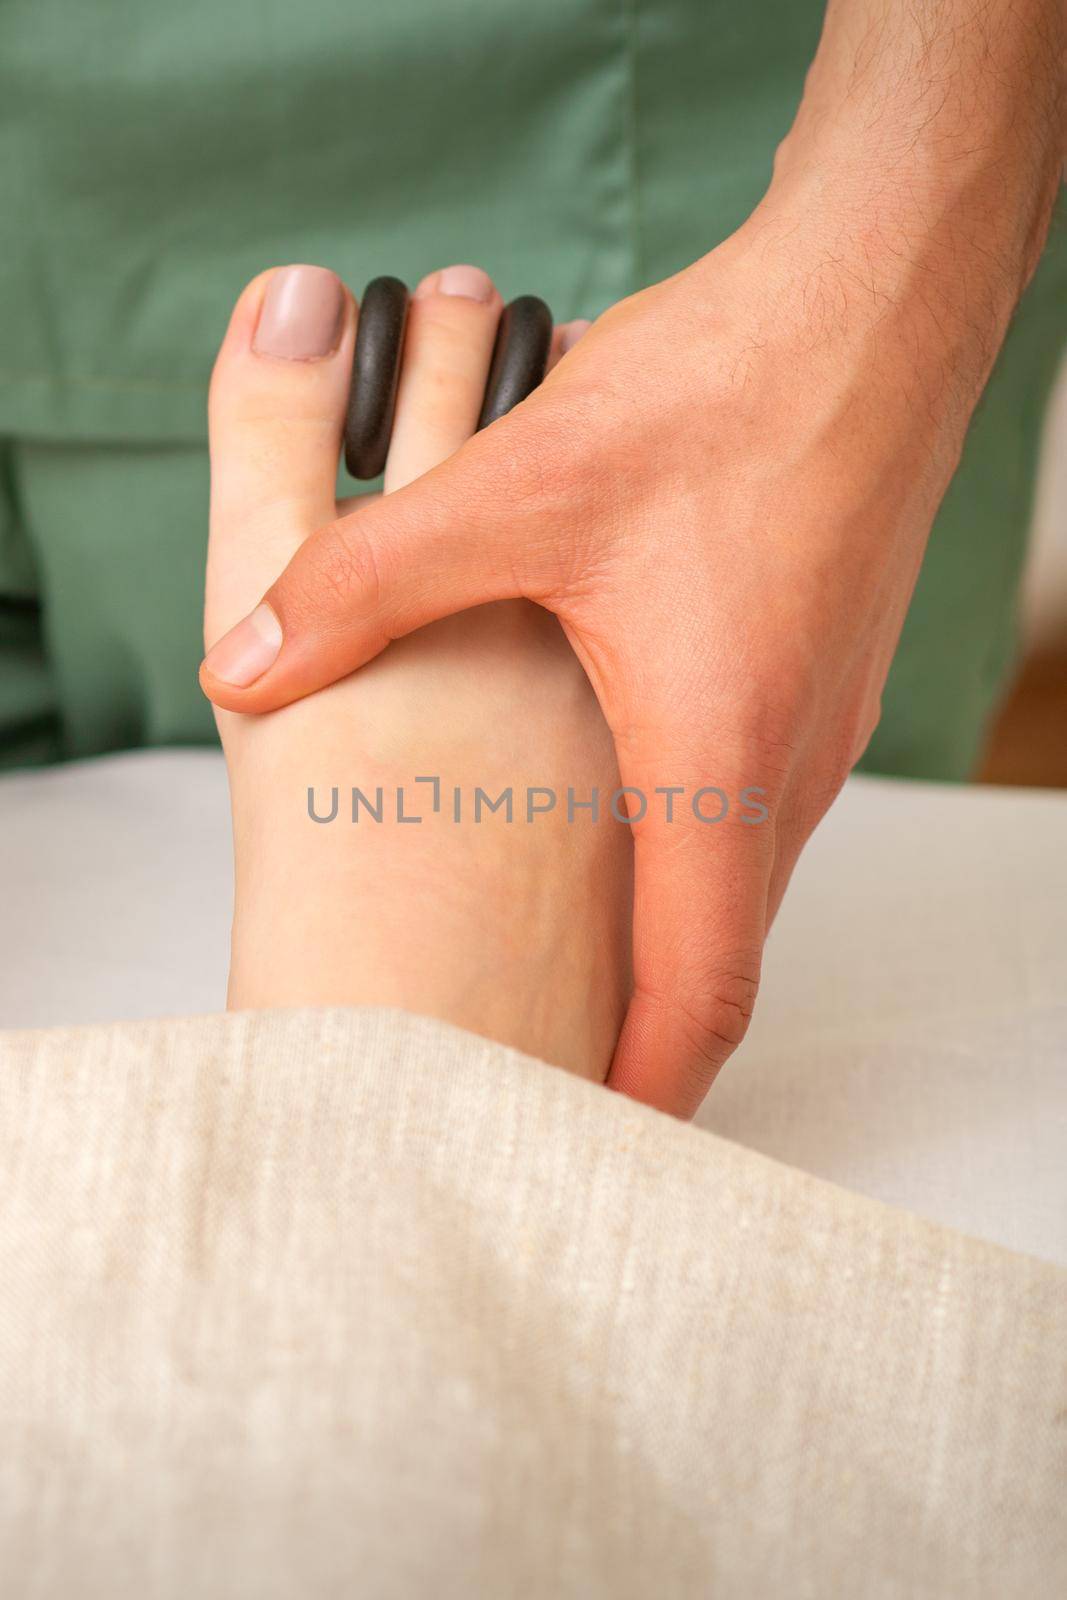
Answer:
[201,8,1060,1115]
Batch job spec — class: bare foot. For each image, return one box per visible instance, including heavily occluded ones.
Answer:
[206,264,631,1080]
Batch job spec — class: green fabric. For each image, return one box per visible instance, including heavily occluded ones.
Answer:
[0,0,1062,775]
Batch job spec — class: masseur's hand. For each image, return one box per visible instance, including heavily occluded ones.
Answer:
[201,0,1062,1116]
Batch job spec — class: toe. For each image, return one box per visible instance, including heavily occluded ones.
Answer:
[207,265,354,640]
[547,319,591,372]
[383,264,502,493]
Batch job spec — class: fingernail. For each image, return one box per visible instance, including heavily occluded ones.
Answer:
[418,264,494,303]
[202,604,282,687]
[560,319,591,354]
[253,266,344,360]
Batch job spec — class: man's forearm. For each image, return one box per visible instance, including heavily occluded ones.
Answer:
[762,0,1064,403]
[784,0,1064,256]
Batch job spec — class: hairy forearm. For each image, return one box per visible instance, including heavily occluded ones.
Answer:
[784,0,1064,249]
[760,0,1064,399]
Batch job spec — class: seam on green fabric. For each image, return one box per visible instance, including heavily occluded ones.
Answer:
[620,0,643,293]
[0,370,205,395]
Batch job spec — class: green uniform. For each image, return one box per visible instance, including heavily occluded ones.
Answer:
[0,0,1062,773]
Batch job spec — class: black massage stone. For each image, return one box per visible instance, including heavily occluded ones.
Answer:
[344,275,410,480]
[477,295,553,430]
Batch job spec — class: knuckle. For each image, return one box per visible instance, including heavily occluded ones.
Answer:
[491,409,570,515]
[694,963,762,1054]
[489,405,609,601]
[852,693,882,764]
[299,516,384,618]
[640,956,762,1082]
[804,692,883,817]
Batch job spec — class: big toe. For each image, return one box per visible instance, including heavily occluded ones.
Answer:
[206,264,354,644]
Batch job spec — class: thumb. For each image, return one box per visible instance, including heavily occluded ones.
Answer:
[605,739,776,1119]
[199,415,569,713]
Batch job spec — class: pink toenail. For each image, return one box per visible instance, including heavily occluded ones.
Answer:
[417,265,494,303]
[253,266,344,360]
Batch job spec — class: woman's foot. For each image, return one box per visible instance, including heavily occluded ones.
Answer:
[206,264,631,1080]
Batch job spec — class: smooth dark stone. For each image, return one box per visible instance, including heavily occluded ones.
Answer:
[477,295,553,430]
[344,276,410,480]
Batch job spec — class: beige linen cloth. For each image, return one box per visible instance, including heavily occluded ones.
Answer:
[2,1004,1065,1599]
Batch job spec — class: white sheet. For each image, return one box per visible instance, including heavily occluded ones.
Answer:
[1,750,1064,1263]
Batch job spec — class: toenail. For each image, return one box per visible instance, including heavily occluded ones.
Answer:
[418,264,494,303]
[202,604,283,687]
[253,266,345,360]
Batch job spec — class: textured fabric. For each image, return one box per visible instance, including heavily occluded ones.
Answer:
[1,1005,1065,1598]
[3,749,1066,1264]
[0,2,1063,775]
